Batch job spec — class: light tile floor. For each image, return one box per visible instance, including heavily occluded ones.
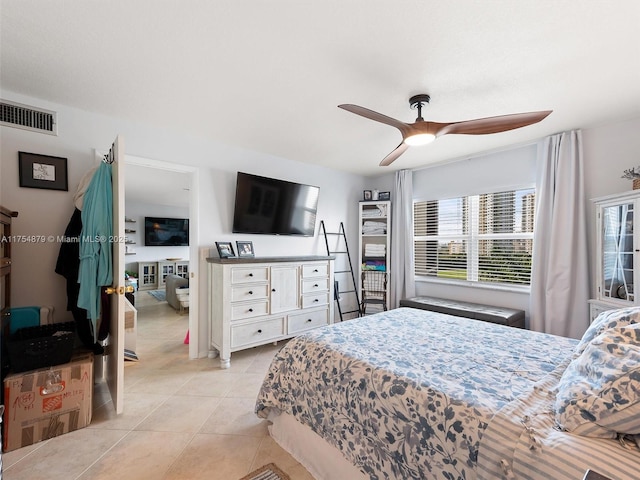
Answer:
[2,295,314,480]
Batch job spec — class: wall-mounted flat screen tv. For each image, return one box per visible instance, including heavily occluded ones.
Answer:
[232,172,320,236]
[144,217,189,246]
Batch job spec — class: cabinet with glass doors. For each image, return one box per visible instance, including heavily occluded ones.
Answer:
[589,191,640,322]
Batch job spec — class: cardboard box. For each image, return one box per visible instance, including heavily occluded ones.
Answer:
[3,352,93,452]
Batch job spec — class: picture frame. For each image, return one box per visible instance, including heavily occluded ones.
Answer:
[363,190,372,201]
[18,151,68,191]
[236,241,255,258]
[379,191,391,201]
[215,241,236,258]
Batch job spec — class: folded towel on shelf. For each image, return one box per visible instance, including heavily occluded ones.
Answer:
[361,205,387,218]
[364,244,386,257]
[362,221,387,235]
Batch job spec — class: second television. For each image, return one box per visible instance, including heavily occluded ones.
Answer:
[144,217,189,246]
[232,172,320,236]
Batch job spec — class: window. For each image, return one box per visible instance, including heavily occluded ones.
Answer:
[414,188,535,286]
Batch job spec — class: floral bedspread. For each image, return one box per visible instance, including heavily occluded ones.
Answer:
[256,307,577,480]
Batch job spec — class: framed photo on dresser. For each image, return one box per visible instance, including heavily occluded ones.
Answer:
[215,241,235,258]
[236,241,255,258]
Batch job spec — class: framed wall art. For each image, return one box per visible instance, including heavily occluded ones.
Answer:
[18,151,68,191]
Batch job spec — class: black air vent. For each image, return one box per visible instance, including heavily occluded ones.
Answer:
[0,99,57,135]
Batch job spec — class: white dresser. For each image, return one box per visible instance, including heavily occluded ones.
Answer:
[207,256,334,368]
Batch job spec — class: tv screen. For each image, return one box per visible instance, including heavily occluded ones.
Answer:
[232,172,320,236]
[144,217,189,246]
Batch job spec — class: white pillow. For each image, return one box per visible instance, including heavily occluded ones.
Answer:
[574,306,640,356]
[555,322,640,438]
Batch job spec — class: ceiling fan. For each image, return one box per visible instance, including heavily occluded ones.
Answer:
[338,94,552,166]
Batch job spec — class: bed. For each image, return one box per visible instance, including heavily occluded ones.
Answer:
[256,307,640,480]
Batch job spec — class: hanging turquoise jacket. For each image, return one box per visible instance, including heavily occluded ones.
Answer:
[78,162,113,337]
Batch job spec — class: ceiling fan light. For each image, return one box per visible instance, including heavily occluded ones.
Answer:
[404,133,436,146]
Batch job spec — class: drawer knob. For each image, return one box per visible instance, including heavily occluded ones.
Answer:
[248,291,253,295]
[314,269,318,272]
[257,329,262,333]
[272,288,276,292]
[249,273,253,277]
[314,284,319,287]
[248,308,253,312]
[314,299,319,302]
[307,318,312,323]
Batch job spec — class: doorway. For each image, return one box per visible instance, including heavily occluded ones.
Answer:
[125,155,199,359]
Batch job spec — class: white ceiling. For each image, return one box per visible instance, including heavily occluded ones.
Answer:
[2,1,640,177]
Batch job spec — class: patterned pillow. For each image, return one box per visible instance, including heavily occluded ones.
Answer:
[574,306,640,356]
[555,322,640,438]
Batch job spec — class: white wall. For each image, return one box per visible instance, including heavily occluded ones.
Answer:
[0,91,365,358]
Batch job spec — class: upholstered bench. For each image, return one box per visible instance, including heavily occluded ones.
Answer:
[399,296,526,328]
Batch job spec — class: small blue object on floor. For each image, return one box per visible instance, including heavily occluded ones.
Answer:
[148,290,166,302]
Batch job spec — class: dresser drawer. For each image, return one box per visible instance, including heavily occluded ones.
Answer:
[231,284,269,302]
[301,292,330,308]
[302,263,328,278]
[231,301,269,320]
[231,317,284,347]
[231,266,269,284]
[288,308,329,334]
[301,278,329,294]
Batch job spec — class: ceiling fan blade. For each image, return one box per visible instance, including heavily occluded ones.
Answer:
[437,110,552,136]
[338,104,409,132]
[380,142,409,166]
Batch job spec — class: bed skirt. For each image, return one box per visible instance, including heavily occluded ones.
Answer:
[267,411,367,480]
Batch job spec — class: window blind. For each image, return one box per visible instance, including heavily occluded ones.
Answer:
[414,188,535,286]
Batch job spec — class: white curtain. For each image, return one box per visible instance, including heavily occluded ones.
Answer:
[530,130,589,338]
[390,169,416,308]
